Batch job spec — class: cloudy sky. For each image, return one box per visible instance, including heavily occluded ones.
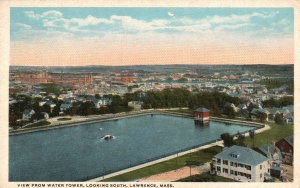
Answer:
[10,8,293,66]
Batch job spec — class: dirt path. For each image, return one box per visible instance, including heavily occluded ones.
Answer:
[138,163,210,182]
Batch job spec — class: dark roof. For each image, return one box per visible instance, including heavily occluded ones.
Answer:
[284,135,293,147]
[258,144,282,160]
[214,145,268,166]
[195,107,210,112]
[23,109,35,114]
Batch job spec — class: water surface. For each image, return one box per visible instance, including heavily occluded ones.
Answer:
[9,114,254,181]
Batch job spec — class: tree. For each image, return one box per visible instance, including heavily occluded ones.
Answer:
[178,77,188,82]
[9,113,18,127]
[220,133,235,147]
[42,104,51,114]
[40,83,61,95]
[95,94,101,99]
[185,160,201,177]
[51,106,60,117]
[224,106,236,119]
[274,113,284,125]
[236,132,246,146]
[249,130,255,146]
[78,101,94,116]
[256,111,267,123]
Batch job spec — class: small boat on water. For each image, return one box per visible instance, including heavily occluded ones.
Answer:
[101,135,113,140]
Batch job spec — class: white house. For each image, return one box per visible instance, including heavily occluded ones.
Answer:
[211,145,270,182]
[93,98,112,108]
[128,101,143,111]
[22,109,35,121]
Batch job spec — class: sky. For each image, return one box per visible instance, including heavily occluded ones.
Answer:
[10,8,294,66]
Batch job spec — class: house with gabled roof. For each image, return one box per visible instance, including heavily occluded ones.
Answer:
[275,136,293,165]
[211,145,270,182]
[256,144,283,178]
[257,144,282,164]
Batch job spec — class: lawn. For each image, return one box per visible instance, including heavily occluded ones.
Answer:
[244,122,293,148]
[178,172,236,182]
[104,146,222,181]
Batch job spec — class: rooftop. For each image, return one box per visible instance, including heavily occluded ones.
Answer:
[214,145,268,166]
[284,135,293,147]
[195,107,210,112]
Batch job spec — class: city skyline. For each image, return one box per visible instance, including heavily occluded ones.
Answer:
[11,8,294,66]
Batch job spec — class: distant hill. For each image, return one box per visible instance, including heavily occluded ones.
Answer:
[10,64,293,78]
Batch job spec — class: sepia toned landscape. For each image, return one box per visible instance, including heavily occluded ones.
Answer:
[9,7,294,183]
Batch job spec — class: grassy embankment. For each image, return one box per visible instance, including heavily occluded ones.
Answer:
[244,122,293,147]
[105,146,222,181]
[25,120,51,128]
[105,110,293,182]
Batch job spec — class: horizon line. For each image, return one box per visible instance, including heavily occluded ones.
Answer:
[9,63,294,67]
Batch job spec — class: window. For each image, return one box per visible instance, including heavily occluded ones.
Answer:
[223,160,228,165]
[223,168,228,174]
[260,173,262,179]
[260,165,262,170]
[230,170,234,175]
[217,158,221,164]
[235,171,237,176]
[230,162,233,166]
[246,174,251,179]
[217,166,221,172]
[245,165,251,170]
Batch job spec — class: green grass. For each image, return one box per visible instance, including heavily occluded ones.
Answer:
[178,172,236,182]
[104,146,222,181]
[244,122,293,148]
[25,120,51,128]
[57,117,72,121]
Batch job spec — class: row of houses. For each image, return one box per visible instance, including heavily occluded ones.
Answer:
[211,135,293,182]
[22,97,143,121]
[225,102,293,123]
[59,96,112,112]
[250,105,293,123]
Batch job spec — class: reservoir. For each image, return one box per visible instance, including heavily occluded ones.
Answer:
[9,114,255,181]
